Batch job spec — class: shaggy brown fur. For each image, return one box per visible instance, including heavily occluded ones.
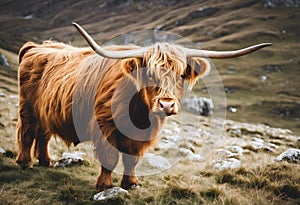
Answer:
[16,40,210,191]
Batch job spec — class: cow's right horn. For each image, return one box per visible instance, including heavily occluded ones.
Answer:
[184,43,272,59]
[73,22,146,59]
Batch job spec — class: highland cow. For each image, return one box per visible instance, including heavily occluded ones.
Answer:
[16,22,270,191]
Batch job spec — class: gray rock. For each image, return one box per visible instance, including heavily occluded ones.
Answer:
[213,158,241,170]
[54,151,85,167]
[179,148,203,161]
[252,137,264,143]
[276,148,300,163]
[9,95,18,100]
[93,187,129,201]
[181,97,213,116]
[162,129,173,135]
[217,146,244,159]
[156,139,177,150]
[249,141,264,150]
[248,138,277,152]
[264,0,300,8]
[161,134,181,142]
[0,147,6,154]
[143,153,171,170]
[0,53,10,68]
[227,146,244,156]
[266,142,279,149]
[216,149,236,158]
[0,92,6,97]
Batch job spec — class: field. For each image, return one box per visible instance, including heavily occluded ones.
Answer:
[0,0,299,204]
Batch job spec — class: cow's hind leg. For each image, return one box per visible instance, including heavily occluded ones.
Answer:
[34,129,51,167]
[121,154,139,189]
[16,105,36,169]
[95,136,119,192]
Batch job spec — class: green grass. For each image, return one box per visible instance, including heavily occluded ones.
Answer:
[215,164,300,204]
[1,153,299,205]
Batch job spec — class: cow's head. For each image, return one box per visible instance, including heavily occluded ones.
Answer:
[73,22,271,117]
[120,43,210,116]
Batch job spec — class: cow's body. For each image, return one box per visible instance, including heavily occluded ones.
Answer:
[16,41,196,190]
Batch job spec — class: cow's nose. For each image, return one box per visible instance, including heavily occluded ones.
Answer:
[158,98,175,115]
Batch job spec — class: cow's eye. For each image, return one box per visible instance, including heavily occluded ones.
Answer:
[181,74,185,79]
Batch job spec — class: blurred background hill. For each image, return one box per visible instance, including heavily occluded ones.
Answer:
[0,0,299,134]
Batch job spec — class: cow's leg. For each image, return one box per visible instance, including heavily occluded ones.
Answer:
[34,129,51,167]
[16,105,35,169]
[121,154,139,189]
[95,136,119,192]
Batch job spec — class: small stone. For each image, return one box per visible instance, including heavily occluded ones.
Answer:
[0,53,10,68]
[261,75,267,81]
[179,148,203,161]
[227,146,244,156]
[249,141,264,150]
[143,153,171,170]
[0,147,6,154]
[216,149,235,158]
[162,129,173,135]
[54,151,85,167]
[228,128,242,138]
[266,142,279,149]
[252,137,264,143]
[161,134,181,142]
[187,153,203,161]
[156,140,177,150]
[229,106,238,113]
[181,97,213,116]
[213,158,241,170]
[275,148,300,163]
[0,92,6,97]
[179,147,193,155]
[93,187,129,201]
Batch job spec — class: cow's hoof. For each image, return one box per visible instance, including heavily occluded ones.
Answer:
[121,176,138,190]
[38,159,50,167]
[96,183,113,192]
[16,159,31,170]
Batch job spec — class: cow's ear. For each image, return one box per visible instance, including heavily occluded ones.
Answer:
[121,58,143,75]
[182,57,210,89]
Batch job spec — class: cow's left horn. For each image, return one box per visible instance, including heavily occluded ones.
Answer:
[184,43,272,59]
[72,22,146,59]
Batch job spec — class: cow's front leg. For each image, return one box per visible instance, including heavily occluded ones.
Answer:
[96,137,119,192]
[97,166,115,192]
[121,154,139,189]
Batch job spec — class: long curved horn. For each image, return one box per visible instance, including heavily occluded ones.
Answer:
[72,22,146,59]
[184,43,272,59]
[73,22,271,59]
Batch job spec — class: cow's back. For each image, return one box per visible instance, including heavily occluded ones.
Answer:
[18,41,98,144]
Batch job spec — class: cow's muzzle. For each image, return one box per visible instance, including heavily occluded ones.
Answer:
[156,98,178,116]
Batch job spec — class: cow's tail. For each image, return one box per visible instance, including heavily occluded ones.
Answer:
[18,42,37,64]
